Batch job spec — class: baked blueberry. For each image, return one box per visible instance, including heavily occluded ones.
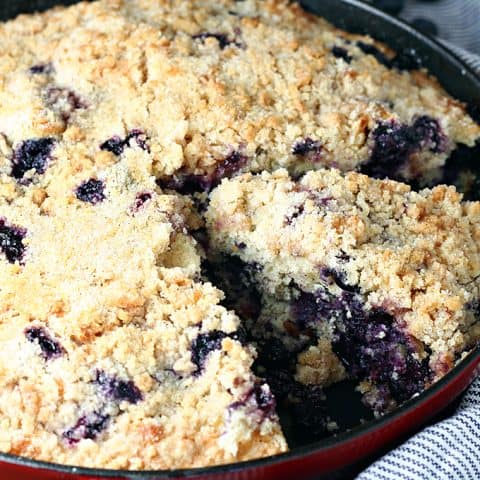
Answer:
[100,130,149,156]
[11,138,55,181]
[192,32,232,50]
[361,120,416,179]
[100,136,125,156]
[200,256,263,321]
[356,41,393,68]
[292,138,322,159]
[63,412,110,445]
[391,48,423,70]
[190,330,228,374]
[229,382,276,422]
[0,219,27,264]
[361,116,446,179]
[332,306,431,405]
[75,179,106,204]
[125,130,150,152]
[29,63,53,74]
[320,268,359,293]
[159,151,247,194]
[290,290,320,329]
[213,151,248,185]
[25,326,65,360]
[331,46,352,63]
[412,115,447,153]
[95,371,143,404]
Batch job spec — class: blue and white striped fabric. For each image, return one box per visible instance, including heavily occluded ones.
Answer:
[359,2,480,478]
[402,0,480,73]
[358,376,480,479]
[402,0,480,57]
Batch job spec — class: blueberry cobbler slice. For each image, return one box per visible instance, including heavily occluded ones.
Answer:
[0,159,286,469]
[206,169,480,413]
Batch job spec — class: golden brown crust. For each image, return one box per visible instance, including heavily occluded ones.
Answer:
[0,0,478,192]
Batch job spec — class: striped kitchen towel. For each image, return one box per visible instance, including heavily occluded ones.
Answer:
[359,2,480,479]
[358,376,480,479]
[401,0,480,71]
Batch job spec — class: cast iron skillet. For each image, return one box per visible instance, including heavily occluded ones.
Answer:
[0,1,479,479]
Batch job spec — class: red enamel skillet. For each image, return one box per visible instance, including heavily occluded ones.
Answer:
[0,0,479,478]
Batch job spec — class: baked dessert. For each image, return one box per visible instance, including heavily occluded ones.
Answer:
[0,0,478,197]
[0,0,478,472]
[206,169,480,412]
